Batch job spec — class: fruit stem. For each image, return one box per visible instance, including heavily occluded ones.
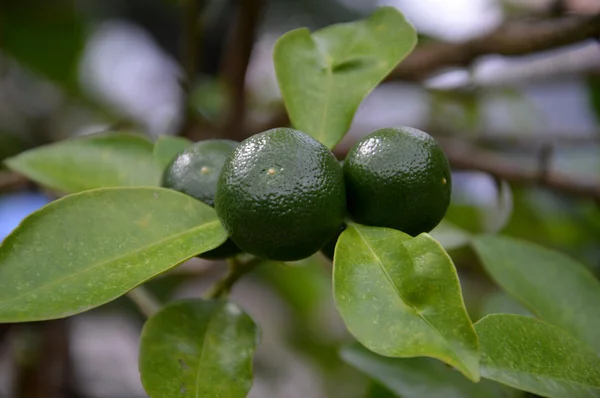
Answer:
[127,286,162,318]
[204,257,261,299]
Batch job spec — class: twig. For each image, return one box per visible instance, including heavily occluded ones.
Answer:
[127,286,161,318]
[438,139,600,201]
[181,0,203,91]
[0,171,28,193]
[248,14,600,137]
[333,137,600,201]
[204,257,260,299]
[178,0,206,136]
[15,320,72,398]
[220,0,265,141]
[537,142,554,184]
[388,13,600,82]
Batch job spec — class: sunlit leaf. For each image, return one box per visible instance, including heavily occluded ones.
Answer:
[0,187,227,322]
[333,224,479,381]
[274,6,417,148]
[5,132,161,193]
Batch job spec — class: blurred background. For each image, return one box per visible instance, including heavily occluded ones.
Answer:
[1,0,600,397]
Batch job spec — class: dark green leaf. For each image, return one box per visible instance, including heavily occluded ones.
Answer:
[5,132,161,193]
[588,75,600,125]
[273,6,417,148]
[366,381,399,398]
[153,135,193,170]
[139,299,258,398]
[333,224,480,381]
[0,187,227,322]
[473,235,600,354]
[476,314,600,398]
[341,343,518,398]
[0,0,86,92]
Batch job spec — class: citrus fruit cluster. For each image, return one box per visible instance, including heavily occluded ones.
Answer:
[161,126,451,262]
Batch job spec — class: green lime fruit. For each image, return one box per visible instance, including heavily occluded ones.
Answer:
[344,126,452,236]
[161,139,242,259]
[215,128,346,261]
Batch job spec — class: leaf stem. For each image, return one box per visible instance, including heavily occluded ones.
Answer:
[127,286,161,318]
[204,257,260,299]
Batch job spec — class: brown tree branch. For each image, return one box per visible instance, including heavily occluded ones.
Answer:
[15,320,73,398]
[388,13,600,82]
[245,13,600,138]
[440,139,600,201]
[220,0,265,141]
[0,171,28,194]
[178,0,205,136]
[334,137,600,201]
[181,0,203,93]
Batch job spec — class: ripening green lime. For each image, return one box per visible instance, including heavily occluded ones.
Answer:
[344,126,451,236]
[215,128,346,261]
[161,139,242,259]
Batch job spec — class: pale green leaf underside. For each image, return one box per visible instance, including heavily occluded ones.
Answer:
[341,343,516,398]
[0,187,227,322]
[4,132,161,193]
[139,299,258,398]
[473,235,600,355]
[153,135,193,170]
[333,224,480,381]
[274,6,417,149]
[476,314,600,398]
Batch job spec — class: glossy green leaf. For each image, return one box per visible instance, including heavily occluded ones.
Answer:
[0,187,227,322]
[273,6,417,148]
[4,133,161,193]
[341,343,517,398]
[473,235,600,354]
[153,135,193,170]
[333,224,480,381]
[476,314,600,398]
[139,299,258,398]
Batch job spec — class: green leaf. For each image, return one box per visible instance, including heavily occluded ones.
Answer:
[0,0,86,93]
[4,132,161,193]
[587,75,600,125]
[429,220,472,250]
[473,235,600,354]
[0,187,227,322]
[139,299,258,398]
[341,343,517,398]
[273,6,417,149]
[153,135,193,170]
[333,224,480,381]
[476,314,600,398]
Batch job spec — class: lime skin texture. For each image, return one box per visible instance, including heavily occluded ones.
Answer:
[343,126,452,236]
[161,139,242,259]
[215,128,346,262]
